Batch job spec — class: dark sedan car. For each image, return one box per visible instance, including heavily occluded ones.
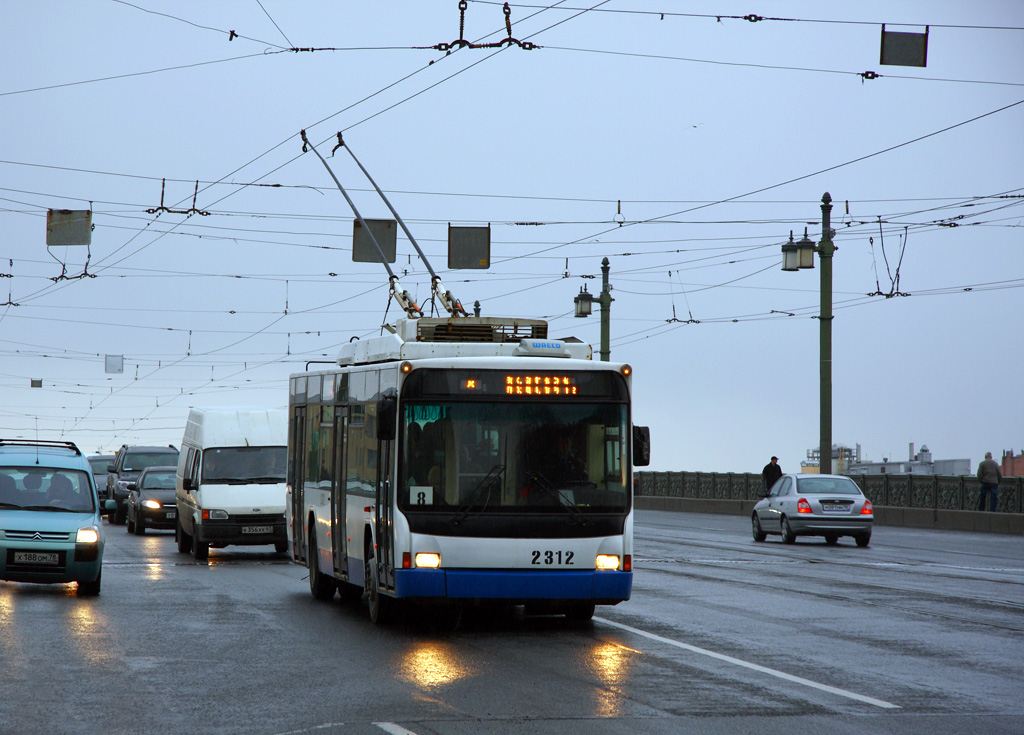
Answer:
[752,473,873,546]
[126,465,178,535]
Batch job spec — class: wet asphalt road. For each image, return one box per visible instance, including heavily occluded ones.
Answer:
[1,510,1022,735]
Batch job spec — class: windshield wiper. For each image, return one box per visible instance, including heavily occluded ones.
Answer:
[18,504,79,513]
[525,471,589,526]
[245,476,285,483]
[451,465,506,525]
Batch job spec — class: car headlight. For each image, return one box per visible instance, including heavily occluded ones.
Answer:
[142,499,162,509]
[76,527,101,544]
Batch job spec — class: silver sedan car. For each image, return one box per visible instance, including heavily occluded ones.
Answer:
[752,473,873,546]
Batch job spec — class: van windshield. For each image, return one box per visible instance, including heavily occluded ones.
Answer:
[201,446,286,484]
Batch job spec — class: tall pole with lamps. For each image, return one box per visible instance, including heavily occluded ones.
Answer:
[782,193,835,474]
[574,257,614,362]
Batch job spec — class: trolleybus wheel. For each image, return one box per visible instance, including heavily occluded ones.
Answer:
[564,602,595,622]
[365,550,391,624]
[307,530,336,601]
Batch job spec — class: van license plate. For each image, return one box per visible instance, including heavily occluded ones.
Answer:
[242,525,271,534]
[15,551,59,565]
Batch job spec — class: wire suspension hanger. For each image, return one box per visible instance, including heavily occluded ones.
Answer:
[423,1,538,54]
[146,178,210,216]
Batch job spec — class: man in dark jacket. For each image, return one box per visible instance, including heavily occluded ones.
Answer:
[976,451,1002,512]
[762,456,782,493]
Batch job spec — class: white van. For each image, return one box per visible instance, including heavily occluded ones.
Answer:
[174,408,287,560]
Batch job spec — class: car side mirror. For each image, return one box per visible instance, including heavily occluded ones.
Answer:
[103,499,116,512]
[127,482,138,491]
[107,464,115,473]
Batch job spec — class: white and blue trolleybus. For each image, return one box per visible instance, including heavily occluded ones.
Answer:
[286,315,650,623]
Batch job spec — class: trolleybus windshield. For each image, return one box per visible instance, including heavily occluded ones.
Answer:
[399,369,630,515]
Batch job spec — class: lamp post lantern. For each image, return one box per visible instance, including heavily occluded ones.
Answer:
[574,257,614,361]
[781,193,835,474]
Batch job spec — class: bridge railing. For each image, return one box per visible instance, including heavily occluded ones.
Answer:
[634,472,1023,514]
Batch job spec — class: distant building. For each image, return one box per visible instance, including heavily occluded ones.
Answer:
[800,444,858,474]
[846,443,970,476]
[1002,449,1024,477]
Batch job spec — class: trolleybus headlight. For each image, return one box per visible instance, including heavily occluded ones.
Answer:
[595,554,620,571]
[415,552,441,569]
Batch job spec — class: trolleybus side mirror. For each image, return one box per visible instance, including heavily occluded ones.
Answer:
[377,393,397,442]
[632,426,651,467]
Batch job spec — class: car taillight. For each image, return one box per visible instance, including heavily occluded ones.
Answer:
[861,500,873,515]
[797,498,812,513]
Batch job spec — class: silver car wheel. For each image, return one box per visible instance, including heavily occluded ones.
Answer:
[752,514,767,542]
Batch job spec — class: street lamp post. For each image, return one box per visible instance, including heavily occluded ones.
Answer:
[599,257,613,362]
[574,257,614,361]
[782,193,835,474]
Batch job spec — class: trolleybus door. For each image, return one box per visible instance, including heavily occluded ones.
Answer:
[289,406,307,560]
[331,410,348,577]
[376,393,397,590]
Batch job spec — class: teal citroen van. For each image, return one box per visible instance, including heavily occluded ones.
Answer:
[0,439,115,596]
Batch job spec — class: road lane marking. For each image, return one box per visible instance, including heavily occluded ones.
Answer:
[595,617,900,710]
[374,723,420,735]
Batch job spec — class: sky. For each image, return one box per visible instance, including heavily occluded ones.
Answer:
[1,1,1021,474]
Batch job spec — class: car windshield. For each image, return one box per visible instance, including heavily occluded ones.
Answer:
[202,446,286,483]
[140,471,176,490]
[88,458,110,475]
[0,467,95,512]
[123,451,178,472]
[797,477,862,495]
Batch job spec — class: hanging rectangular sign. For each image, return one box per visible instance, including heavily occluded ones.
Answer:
[880,24,928,67]
[46,210,92,246]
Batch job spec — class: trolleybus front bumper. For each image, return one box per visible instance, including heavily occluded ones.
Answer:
[394,568,631,604]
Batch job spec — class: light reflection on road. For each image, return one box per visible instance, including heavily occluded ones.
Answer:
[584,639,639,717]
[397,640,475,689]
